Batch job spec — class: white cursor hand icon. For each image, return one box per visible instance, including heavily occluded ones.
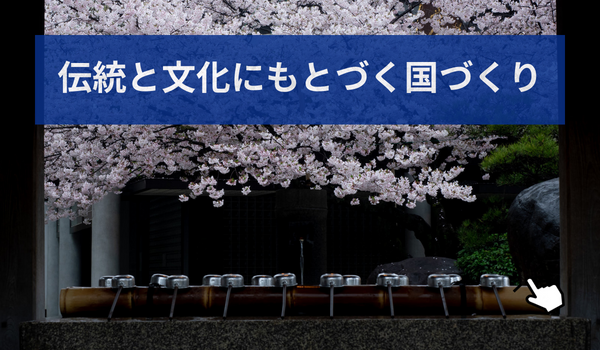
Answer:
[526,279,564,313]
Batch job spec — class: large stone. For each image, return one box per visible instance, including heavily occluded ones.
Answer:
[507,178,559,288]
[367,257,462,285]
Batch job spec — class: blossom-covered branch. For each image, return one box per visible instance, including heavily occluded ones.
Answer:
[45,0,555,35]
[43,0,554,222]
[45,125,498,222]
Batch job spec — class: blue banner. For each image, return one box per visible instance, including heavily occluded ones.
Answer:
[35,35,564,124]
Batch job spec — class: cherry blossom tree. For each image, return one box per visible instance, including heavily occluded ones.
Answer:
[43,0,556,222]
[45,124,498,222]
[44,0,556,36]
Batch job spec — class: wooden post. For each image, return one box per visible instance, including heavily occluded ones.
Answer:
[0,125,46,349]
[557,1,598,348]
[559,119,600,349]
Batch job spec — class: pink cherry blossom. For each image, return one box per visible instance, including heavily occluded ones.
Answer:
[44,125,500,221]
[43,0,555,222]
[44,0,555,36]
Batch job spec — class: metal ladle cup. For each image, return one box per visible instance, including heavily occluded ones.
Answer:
[107,275,135,321]
[166,275,189,320]
[251,275,275,287]
[98,276,114,288]
[427,274,461,318]
[146,274,168,318]
[480,274,510,319]
[202,274,222,287]
[376,273,409,318]
[150,274,168,287]
[221,274,244,319]
[274,273,297,319]
[342,275,361,286]
[320,273,343,319]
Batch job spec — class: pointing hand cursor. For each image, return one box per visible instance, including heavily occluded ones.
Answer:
[526,279,564,313]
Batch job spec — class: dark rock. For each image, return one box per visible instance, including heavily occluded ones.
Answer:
[507,178,559,287]
[367,257,462,285]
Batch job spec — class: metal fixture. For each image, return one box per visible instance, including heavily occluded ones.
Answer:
[146,274,168,318]
[299,237,305,285]
[202,274,222,287]
[107,275,135,321]
[221,274,244,319]
[150,274,168,287]
[251,275,275,287]
[320,273,343,319]
[376,273,409,318]
[342,275,361,286]
[427,274,461,318]
[274,273,297,319]
[98,276,114,288]
[480,274,510,319]
[166,275,189,320]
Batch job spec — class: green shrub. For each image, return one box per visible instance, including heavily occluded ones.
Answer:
[455,197,519,284]
[476,125,559,187]
[452,125,556,284]
[456,196,509,249]
[456,233,518,284]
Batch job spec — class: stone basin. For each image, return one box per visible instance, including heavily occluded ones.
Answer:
[20,315,590,350]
